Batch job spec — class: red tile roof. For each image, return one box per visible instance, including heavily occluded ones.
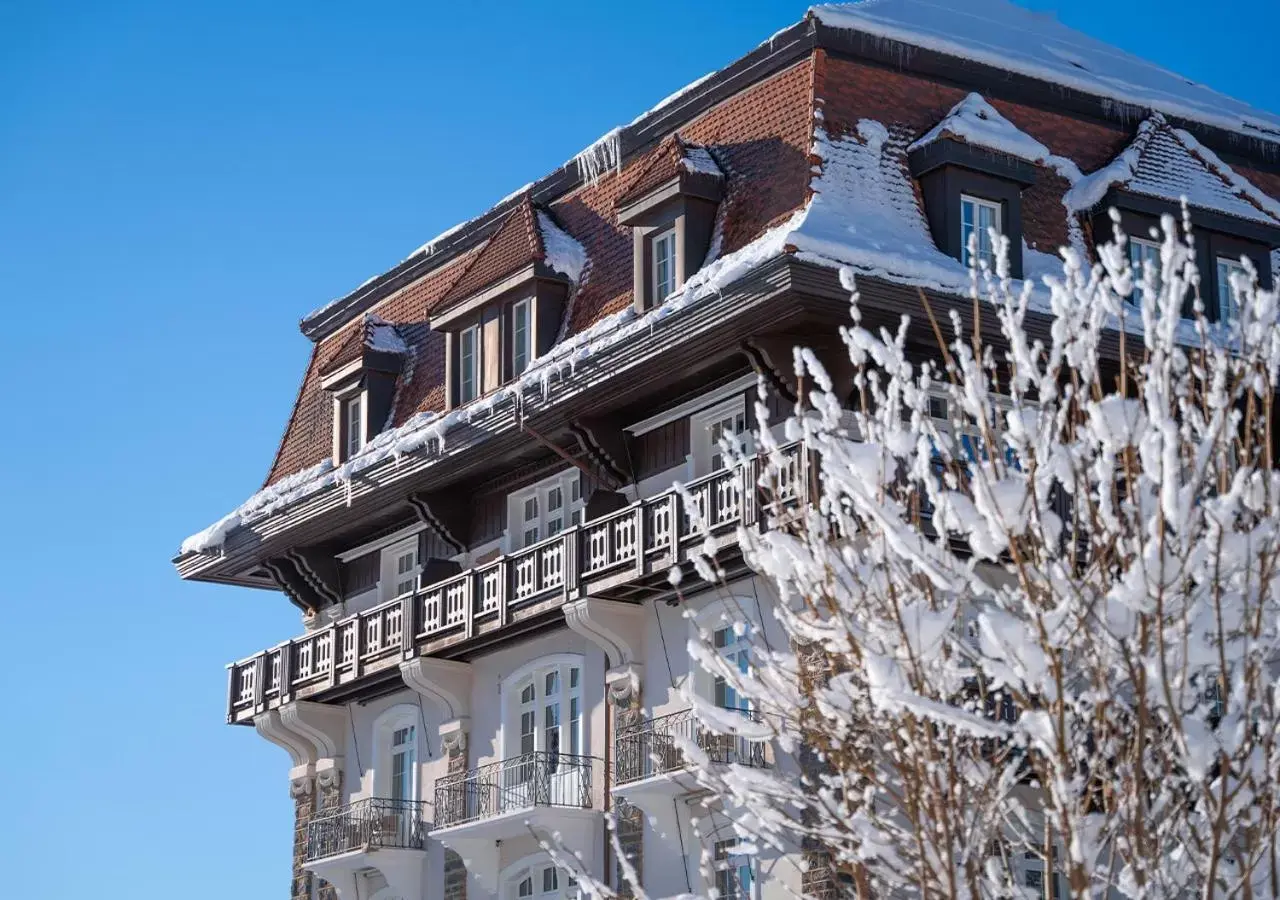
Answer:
[615,133,713,209]
[262,59,815,487]
[434,196,544,312]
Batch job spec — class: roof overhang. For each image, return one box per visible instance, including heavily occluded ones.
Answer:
[428,263,566,331]
[617,172,725,226]
[1099,188,1280,246]
[907,136,1039,186]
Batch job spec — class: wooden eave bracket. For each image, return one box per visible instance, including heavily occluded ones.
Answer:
[406,490,468,554]
[569,416,632,486]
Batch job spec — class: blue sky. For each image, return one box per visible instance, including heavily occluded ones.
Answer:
[0,1,1276,896]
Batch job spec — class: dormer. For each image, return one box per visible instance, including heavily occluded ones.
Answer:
[320,314,408,462]
[908,94,1044,279]
[1066,115,1280,322]
[616,134,725,312]
[430,197,586,408]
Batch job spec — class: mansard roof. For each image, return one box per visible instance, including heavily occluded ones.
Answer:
[178,3,1280,576]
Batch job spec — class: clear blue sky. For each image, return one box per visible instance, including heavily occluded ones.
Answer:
[1,1,1276,896]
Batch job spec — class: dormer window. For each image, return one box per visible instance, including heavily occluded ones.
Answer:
[909,94,1045,279]
[342,394,364,460]
[616,134,724,313]
[430,198,585,409]
[459,324,480,404]
[512,298,532,377]
[960,195,1002,268]
[1216,256,1247,323]
[319,313,407,463]
[653,228,677,302]
[1127,237,1161,304]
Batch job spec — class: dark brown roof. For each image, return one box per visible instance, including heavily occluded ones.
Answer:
[434,197,545,312]
[263,58,816,487]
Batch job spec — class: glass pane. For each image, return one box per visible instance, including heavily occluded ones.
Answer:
[545,670,560,695]
[519,876,533,898]
[546,701,560,728]
[543,868,558,893]
[513,302,530,375]
[570,667,579,688]
[570,696,581,754]
[524,528,539,546]
[525,497,538,520]
[521,683,535,704]
[547,487,562,511]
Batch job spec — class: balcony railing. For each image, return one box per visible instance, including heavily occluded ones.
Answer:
[304,797,430,862]
[614,708,772,786]
[433,751,595,829]
[227,442,809,723]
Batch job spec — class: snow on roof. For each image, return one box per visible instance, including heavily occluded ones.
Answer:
[364,314,408,354]
[537,211,589,284]
[1066,117,1280,226]
[682,146,724,178]
[789,119,973,291]
[909,92,1050,163]
[813,0,1280,143]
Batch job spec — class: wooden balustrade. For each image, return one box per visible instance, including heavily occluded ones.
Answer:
[226,443,806,723]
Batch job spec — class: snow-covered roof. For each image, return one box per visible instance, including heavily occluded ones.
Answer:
[1066,117,1280,226]
[813,0,1280,143]
[909,92,1050,164]
[364,314,408,355]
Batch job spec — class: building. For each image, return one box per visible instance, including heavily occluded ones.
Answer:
[174,2,1280,899]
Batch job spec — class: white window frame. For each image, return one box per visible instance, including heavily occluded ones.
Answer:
[459,324,481,404]
[960,194,1002,269]
[1216,255,1247,324]
[690,600,755,711]
[501,653,586,761]
[502,853,571,900]
[507,469,584,551]
[712,836,757,900]
[511,298,533,378]
[379,534,420,601]
[372,704,422,802]
[341,392,365,461]
[690,395,748,477]
[652,227,677,303]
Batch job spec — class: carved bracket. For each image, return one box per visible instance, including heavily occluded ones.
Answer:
[740,337,798,405]
[605,663,644,707]
[570,417,632,487]
[286,547,343,607]
[400,658,473,721]
[256,704,346,796]
[407,491,468,554]
[440,717,470,756]
[564,597,644,669]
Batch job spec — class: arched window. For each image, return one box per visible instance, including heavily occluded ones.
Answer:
[373,704,422,802]
[503,854,572,900]
[504,655,584,761]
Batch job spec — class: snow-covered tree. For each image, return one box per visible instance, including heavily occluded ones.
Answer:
[543,216,1280,900]
[674,215,1280,900]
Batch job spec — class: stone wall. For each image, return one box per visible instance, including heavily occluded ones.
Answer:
[291,781,315,900]
[444,738,468,900]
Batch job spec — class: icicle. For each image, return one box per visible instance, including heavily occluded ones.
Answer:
[571,127,622,186]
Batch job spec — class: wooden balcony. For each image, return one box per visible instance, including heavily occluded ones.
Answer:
[225,443,808,724]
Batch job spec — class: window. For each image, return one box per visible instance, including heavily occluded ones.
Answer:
[342,394,364,460]
[691,396,748,476]
[713,839,754,900]
[960,195,1001,269]
[380,535,420,600]
[507,861,570,900]
[1216,256,1246,323]
[390,724,417,801]
[1127,237,1161,303]
[509,470,583,550]
[513,661,583,764]
[459,325,480,404]
[653,228,677,303]
[512,299,533,377]
[713,623,751,711]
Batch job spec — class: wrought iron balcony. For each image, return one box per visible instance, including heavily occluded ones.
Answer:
[433,751,595,829]
[614,708,772,786]
[305,797,430,862]
[226,442,809,724]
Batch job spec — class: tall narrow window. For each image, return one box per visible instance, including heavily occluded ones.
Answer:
[713,624,751,711]
[1216,256,1246,324]
[691,397,748,476]
[390,724,416,801]
[511,472,584,550]
[460,325,480,404]
[512,299,532,377]
[714,839,754,900]
[960,195,1001,269]
[343,394,363,460]
[381,536,420,601]
[653,228,677,303]
[1127,237,1161,304]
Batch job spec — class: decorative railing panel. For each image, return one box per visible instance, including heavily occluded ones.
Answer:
[614,708,772,786]
[434,751,594,829]
[305,797,429,862]
[226,444,807,723]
